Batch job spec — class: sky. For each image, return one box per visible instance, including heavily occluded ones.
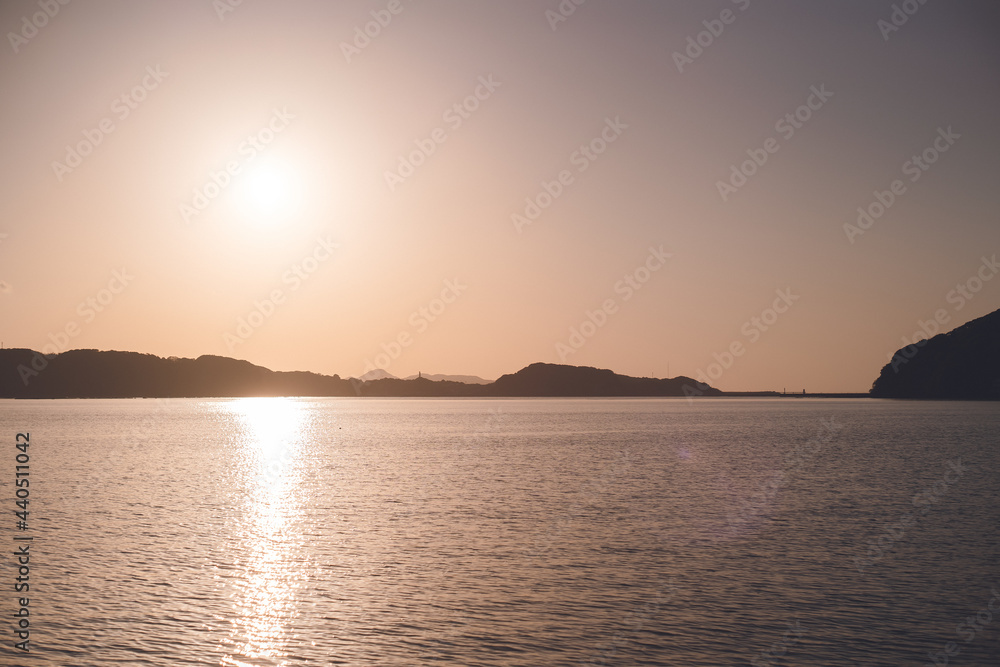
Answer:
[1,0,998,392]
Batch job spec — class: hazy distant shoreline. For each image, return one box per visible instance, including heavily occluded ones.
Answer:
[3,304,997,401]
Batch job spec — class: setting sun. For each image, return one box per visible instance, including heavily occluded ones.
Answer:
[236,158,302,223]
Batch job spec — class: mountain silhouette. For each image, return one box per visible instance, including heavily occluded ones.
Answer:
[0,349,354,398]
[0,349,718,399]
[870,308,1000,399]
[358,368,398,381]
[486,362,719,397]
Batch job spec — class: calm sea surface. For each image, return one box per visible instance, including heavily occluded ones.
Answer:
[0,398,998,666]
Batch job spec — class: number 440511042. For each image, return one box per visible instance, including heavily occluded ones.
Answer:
[15,433,29,527]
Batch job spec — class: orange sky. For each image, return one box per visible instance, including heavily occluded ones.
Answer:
[1,1,998,391]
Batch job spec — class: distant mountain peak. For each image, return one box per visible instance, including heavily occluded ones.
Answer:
[357,368,398,382]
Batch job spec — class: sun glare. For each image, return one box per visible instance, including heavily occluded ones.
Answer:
[237,159,302,223]
[235,396,305,460]
[221,397,309,667]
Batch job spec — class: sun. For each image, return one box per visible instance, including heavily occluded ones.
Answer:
[236,158,301,222]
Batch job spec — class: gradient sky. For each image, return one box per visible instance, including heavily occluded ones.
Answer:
[1,0,998,392]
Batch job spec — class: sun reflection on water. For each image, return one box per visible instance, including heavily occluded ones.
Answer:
[219,397,311,667]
